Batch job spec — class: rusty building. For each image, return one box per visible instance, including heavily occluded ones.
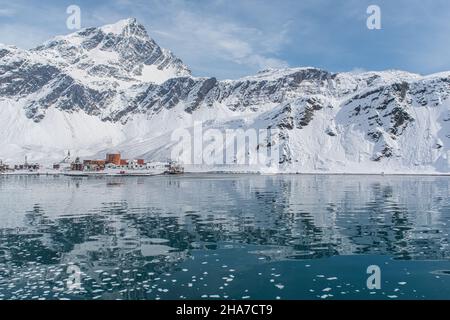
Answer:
[106,153,121,166]
[71,157,84,171]
[83,160,106,171]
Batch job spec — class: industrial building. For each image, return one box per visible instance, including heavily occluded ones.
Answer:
[71,153,148,171]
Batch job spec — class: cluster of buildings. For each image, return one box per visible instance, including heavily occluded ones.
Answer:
[0,157,40,173]
[1,152,184,175]
[0,160,9,172]
[70,153,148,172]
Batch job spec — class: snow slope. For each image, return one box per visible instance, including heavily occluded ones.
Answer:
[1,19,450,174]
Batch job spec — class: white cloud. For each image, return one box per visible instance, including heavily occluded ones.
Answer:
[150,9,290,75]
[0,8,15,17]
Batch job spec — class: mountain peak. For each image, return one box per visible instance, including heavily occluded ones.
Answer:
[39,18,148,49]
[30,18,191,83]
[99,17,144,37]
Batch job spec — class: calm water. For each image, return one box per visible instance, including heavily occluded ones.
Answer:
[1,174,450,300]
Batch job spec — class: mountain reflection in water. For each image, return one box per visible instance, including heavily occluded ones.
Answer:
[1,174,450,300]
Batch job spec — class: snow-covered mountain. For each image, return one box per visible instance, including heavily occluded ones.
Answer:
[1,18,450,173]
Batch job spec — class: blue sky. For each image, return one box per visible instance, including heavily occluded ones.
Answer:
[1,0,450,79]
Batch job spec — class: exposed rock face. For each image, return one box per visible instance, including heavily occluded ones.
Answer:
[1,18,450,173]
[0,18,191,122]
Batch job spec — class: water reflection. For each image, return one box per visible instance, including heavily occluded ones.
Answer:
[1,174,450,299]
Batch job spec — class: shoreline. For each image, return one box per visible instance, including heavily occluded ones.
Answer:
[3,171,450,177]
[0,172,164,177]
